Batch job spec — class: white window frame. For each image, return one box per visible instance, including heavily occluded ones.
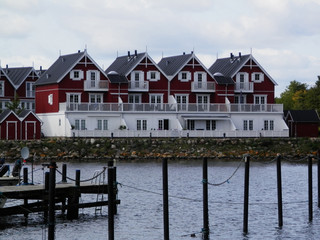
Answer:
[87,70,100,88]
[243,120,253,131]
[89,93,103,103]
[251,72,264,83]
[70,70,84,80]
[149,94,163,106]
[264,120,274,131]
[0,81,4,97]
[129,94,142,103]
[48,94,53,105]
[147,71,160,81]
[97,119,108,130]
[131,71,144,82]
[178,71,191,82]
[234,95,247,104]
[254,95,267,104]
[236,72,249,83]
[137,119,147,130]
[26,82,35,98]
[194,72,207,83]
[75,119,86,130]
[197,94,210,110]
[175,94,189,111]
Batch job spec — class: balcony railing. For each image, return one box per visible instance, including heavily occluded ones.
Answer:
[129,81,149,91]
[235,82,254,92]
[84,80,109,91]
[191,82,215,92]
[64,103,283,113]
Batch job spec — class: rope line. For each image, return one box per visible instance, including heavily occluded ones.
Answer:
[207,157,244,186]
[55,167,107,183]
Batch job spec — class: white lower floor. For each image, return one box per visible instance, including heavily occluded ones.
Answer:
[38,111,289,138]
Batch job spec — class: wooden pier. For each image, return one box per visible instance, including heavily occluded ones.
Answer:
[0,163,120,221]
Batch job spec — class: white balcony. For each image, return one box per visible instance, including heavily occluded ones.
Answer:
[84,80,109,91]
[129,81,149,92]
[235,82,254,92]
[191,82,215,92]
[64,102,283,113]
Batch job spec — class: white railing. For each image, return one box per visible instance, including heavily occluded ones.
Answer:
[129,81,149,91]
[84,80,109,91]
[71,129,289,138]
[235,82,254,92]
[191,82,215,92]
[64,103,283,113]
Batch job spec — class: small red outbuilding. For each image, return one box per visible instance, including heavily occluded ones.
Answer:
[0,109,42,140]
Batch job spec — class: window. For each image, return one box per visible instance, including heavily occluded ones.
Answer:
[74,119,86,130]
[86,70,99,88]
[0,81,4,97]
[243,120,253,131]
[70,70,83,80]
[254,95,267,104]
[137,119,147,130]
[194,72,207,86]
[20,101,35,111]
[178,71,191,82]
[234,95,246,104]
[236,72,249,89]
[48,94,53,105]
[97,119,108,130]
[26,82,35,98]
[129,94,141,103]
[264,120,274,131]
[187,120,195,130]
[150,94,163,106]
[197,95,209,110]
[176,94,188,110]
[251,72,264,83]
[147,71,160,81]
[67,93,81,110]
[158,119,169,130]
[206,120,216,130]
[89,94,102,103]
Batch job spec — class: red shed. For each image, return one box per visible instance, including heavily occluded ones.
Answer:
[19,110,42,139]
[0,109,20,140]
[285,110,320,137]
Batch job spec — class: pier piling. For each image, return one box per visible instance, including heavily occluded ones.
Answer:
[276,154,283,227]
[243,155,250,234]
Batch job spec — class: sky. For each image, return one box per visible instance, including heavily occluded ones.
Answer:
[1,0,320,97]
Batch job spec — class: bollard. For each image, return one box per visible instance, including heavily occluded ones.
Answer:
[202,157,209,240]
[48,161,57,240]
[163,158,169,240]
[308,155,313,222]
[276,154,283,227]
[108,166,115,240]
[62,164,67,183]
[243,155,250,234]
[23,167,28,185]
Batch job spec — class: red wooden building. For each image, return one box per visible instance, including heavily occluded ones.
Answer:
[285,110,320,137]
[19,110,42,140]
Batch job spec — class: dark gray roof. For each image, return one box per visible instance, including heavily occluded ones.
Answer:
[209,54,251,77]
[213,75,234,85]
[287,110,320,122]
[107,72,128,83]
[0,109,15,123]
[158,53,193,76]
[18,109,31,119]
[5,67,34,87]
[105,53,146,76]
[35,51,85,86]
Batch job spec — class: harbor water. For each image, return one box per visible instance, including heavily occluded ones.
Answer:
[1,159,320,239]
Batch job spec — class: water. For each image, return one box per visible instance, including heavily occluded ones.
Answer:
[1,159,320,239]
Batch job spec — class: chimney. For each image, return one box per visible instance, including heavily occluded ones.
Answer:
[239,52,241,58]
[128,51,131,58]
[230,53,234,59]
[135,50,137,57]
[6,64,8,73]
[78,50,80,53]
[40,66,42,71]
[183,52,185,55]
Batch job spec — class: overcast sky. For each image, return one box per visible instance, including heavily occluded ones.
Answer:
[1,0,320,97]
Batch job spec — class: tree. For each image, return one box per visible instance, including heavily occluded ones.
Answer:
[5,92,23,114]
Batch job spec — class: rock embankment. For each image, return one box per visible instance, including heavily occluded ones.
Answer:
[1,137,319,162]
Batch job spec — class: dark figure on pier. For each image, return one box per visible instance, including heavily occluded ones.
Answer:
[0,155,5,167]
[12,159,22,177]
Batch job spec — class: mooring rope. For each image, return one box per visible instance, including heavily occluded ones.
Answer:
[207,157,244,186]
[282,155,309,162]
[55,167,107,183]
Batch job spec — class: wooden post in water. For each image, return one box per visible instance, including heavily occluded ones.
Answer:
[317,150,320,208]
[243,155,250,234]
[23,167,28,219]
[67,170,80,220]
[202,157,209,240]
[62,164,67,183]
[162,158,169,240]
[108,165,115,240]
[48,161,57,240]
[308,155,313,222]
[276,154,283,228]
[44,171,49,223]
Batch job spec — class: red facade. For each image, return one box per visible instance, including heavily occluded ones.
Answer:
[20,112,42,140]
[0,112,20,140]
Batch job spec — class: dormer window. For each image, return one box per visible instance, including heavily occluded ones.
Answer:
[178,71,191,82]
[252,72,264,83]
[147,71,160,81]
[70,70,83,80]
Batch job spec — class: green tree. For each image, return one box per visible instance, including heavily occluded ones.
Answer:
[305,76,320,111]
[5,93,23,114]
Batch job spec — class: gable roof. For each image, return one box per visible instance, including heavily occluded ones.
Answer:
[18,109,42,122]
[35,51,85,86]
[158,53,193,77]
[105,52,146,76]
[5,67,36,88]
[209,53,277,85]
[213,73,234,85]
[286,110,320,123]
[0,109,19,123]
